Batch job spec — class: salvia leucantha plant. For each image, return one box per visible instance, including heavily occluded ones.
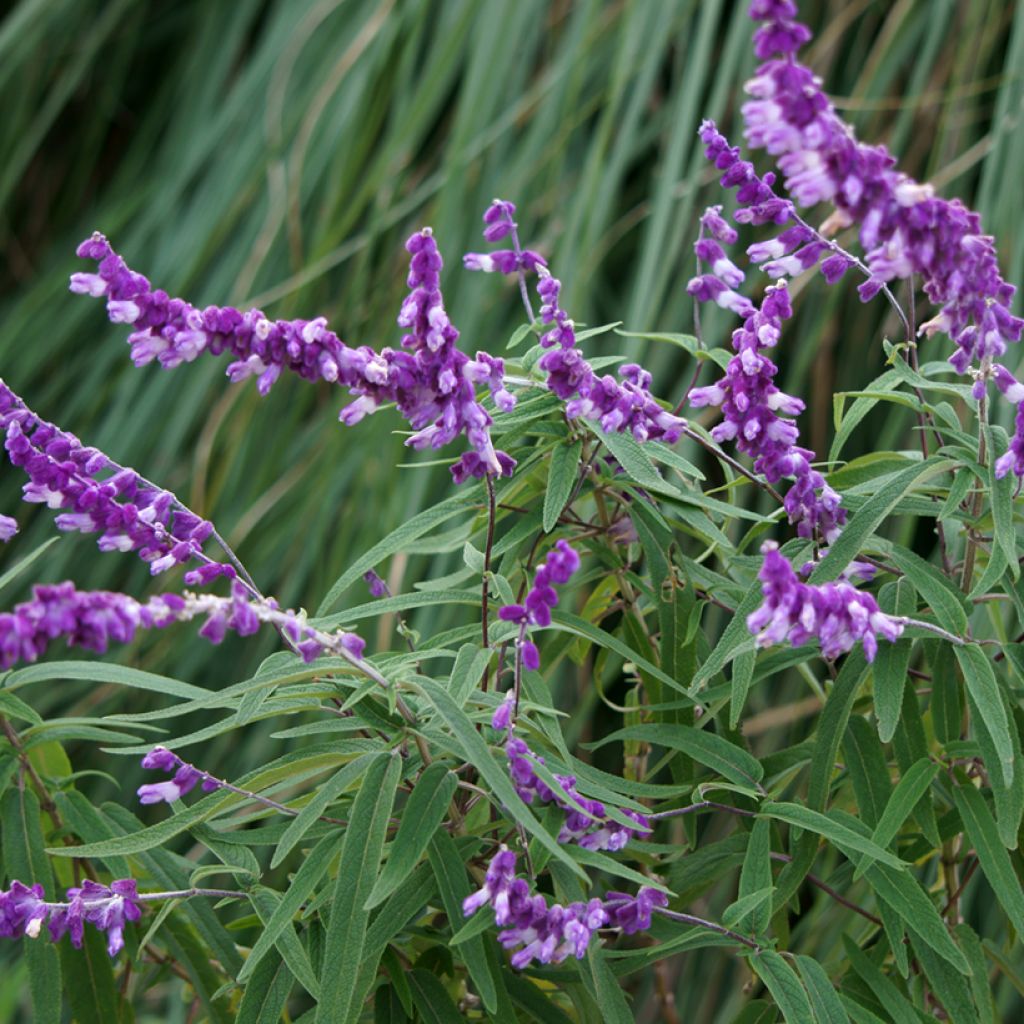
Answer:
[1,2,1023,1021]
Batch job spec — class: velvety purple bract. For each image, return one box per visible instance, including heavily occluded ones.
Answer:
[747,541,904,662]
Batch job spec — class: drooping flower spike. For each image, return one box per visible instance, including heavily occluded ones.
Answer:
[0,578,365,671]
[71,230,516,484]
[498,539,581,671]
[747,541,904,662]
[461,847,667,969]
[743,1,1023,374]
[1,878,246,958]
[0,380,229,579]
[465,200,687,446]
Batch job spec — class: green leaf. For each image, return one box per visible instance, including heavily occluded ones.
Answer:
[842,935,918,1024]
[954,923,997,1024]
[593,722,763,790]
[953,784,1024,935]
[0,536,60,598]
[589,422,665,490]
[236,951,294,1024]
[794,956,850,1024]
[1,787,61,1024]
[759,802,905,869]
[888,544,969,634]
[0,688,42,725]
[315,752,402,1023]
[406,969,466,1024]
[810,457,953,583]
[6,660,211,702]
[861,861,970,974]
[238,832,340,986]
[543,439,582,532]
[842,715,894,829]
[908,932,977,1024]
[447,643,494,708]
[367,763,457,909]
[867,759,939,856]
[583,945,636,1024]
[736,817,773,934]
[427,831,500,1014]
[59,926,127,1024]
[317,486,483,615]
[693,585,762,690]
[417,677,586,879]
[271,753,376,869]
[956,644,1014,786]
[552,610,700,700]
[751,950,815,1024]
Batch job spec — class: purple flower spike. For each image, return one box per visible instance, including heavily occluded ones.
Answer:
[993,365,1024,479]
[0,380,227,578]
[0,579,367,671]
[747,541,904,662]
[605,887,670,935]
[70,233,517,483]
[742,3,1023,374]
[47,879,141,957]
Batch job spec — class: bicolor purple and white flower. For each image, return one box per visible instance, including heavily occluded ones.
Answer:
[0,380,228,579]
[0,579,365,671]
[137,746,222,805]
[461,847,667,968]
[742,0,1023,377]
[71,231,516,484]
[747,541,904,662]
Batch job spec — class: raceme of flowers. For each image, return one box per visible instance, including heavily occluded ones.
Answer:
[465,199,687,445]
[0,380,229,580]
[747,541,904,662]
[71,231,515,484]
[136,746,223,805]
[743,1,1023,380]
[0,578,364,671]
[461,847,668,968]
[497,538,581,672]
[0,878,141,958]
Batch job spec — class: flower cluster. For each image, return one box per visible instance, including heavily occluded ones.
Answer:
[1,878,141,957]
[0,578,364,670]
[747,541,904,661]
[71,231,516,484]
[503,735,650,851]
[498,539,580,671]
[461,847,668,968]
[688,280,844,541]
[743,1,1023,375]
[465,200,687,445]
[137,746,222,805]
[0,380,228,579]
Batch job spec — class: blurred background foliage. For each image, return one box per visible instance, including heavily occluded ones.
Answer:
[0,0,1022,1019]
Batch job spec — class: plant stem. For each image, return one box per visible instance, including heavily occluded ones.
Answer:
[653,907,762,952]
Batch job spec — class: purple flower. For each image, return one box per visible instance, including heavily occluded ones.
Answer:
[499,540,580,630]
[741,3,1023,375]
[462,849,667,969]
[0,579,366,671]
[993,365,1024,480]
[500,734,650,851]
[747,541,904,662]
[0,380,229,578]
[0,515,17,542]
[70,232,517,484]
[0,881,47,939]
[687,282,845,542]
[464,199,686,446]
[47,879,141,957]
[363,570,389,598]
[604,887,670,935]
[137,746,222,805]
